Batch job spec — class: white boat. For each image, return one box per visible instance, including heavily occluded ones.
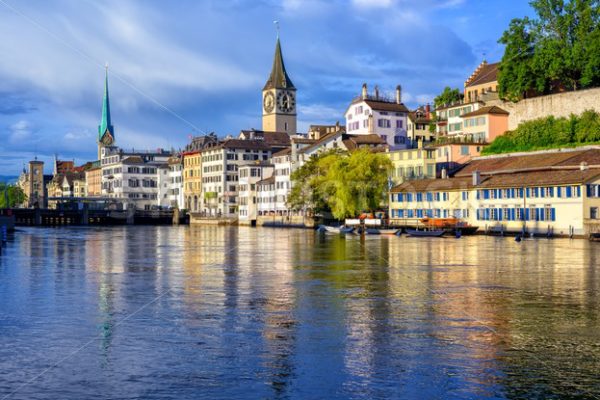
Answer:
[318,225,355,234]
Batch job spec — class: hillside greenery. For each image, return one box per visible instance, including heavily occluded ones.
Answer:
[288,149,392,220]
[498,0,600,100]
[481,109,600,155]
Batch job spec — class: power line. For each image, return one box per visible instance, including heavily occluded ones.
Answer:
[0,0,209,137]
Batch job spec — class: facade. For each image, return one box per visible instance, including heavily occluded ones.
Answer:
[436,101,484,138]
[200,139,272,217]
[464,61,499,103]
[238,162,274,223]
[345,84,409,150]
[183,151,202,212]
[434,143,484,176]
[262,38,297,136]
[85,162,102,197]
[100,147,171,209]
[167,156,184,209]
[389,147,600,236]
[387,145,437,184]
[461,106,509,142]
[407,105,434,145]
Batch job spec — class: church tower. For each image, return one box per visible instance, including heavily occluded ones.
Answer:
[262,37,296,135]
[98,66,115,160]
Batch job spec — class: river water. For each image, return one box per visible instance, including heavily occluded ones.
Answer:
[1,226,600,399]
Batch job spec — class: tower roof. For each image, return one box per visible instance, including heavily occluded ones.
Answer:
[263,38,295,91]
[98,67,115,142]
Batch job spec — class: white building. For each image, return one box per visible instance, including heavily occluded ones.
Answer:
[200,139,272,217]
[435,101,484,137]
[344,84,409,150]
[100,146,171,210]
[167,156,185,209]
[238,162,274,224]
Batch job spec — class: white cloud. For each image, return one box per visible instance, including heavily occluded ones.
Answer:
[9,120,33,143]
[352,0,395,8]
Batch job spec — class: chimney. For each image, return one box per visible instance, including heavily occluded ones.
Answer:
[425,103,431,119]
[472,170,481,186]
[374,85,379,100]
[361,83,368,99]
[441,168,447,179]
[396,85,402,104]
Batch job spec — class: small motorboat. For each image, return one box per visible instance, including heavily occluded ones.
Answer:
[589,232,600,241]
[318,225,355,234]
[377,228,401,235]
[405,229,445,237]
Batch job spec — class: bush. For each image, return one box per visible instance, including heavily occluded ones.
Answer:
[482,110,600,155]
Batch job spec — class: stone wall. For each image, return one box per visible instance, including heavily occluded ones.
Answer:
[486,87,600,130]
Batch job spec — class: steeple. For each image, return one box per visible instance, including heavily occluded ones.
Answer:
[263,37,295,91]
[98,65,115,145]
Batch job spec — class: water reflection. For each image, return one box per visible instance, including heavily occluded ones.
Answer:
[1,227,600,399]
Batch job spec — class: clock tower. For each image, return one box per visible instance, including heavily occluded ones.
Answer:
[98,66,115,160]
[262,37,296,135]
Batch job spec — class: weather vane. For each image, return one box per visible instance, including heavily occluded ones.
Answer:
[273,20,280,38]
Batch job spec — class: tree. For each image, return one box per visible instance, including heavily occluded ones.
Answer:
[498,0,600,99]
[289,149,392,220]
[0,183,26,208]
[434,87,463,108]
[575,109,600,142]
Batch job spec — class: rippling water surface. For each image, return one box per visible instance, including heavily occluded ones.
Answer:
[1,226,600,399]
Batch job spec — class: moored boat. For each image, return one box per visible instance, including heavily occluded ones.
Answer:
[318,225,354,234]
[420,217,479,235]
[406,229,445,237]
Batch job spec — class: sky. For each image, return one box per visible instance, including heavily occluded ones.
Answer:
[0,0,534,175]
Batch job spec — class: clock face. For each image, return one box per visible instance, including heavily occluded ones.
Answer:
[277,90,295,113]
[101,131,114,146]
[263,92,275,113]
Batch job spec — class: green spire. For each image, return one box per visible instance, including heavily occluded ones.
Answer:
[263,37,295,91]
[98,66,115,145]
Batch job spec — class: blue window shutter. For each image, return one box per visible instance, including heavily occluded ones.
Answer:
[526,188,530,197]
[566,187,572,197]
[476,209,480,220]
[551,208,556,221]
[577,187,581,197]
[476,191,480,200]
[588,185,592,197]
[511,208,515,221]
[525,208,530,220]
[549,187,554,197]
[484,190,489,199]
[540,188,545,198]
[557,187,562,197]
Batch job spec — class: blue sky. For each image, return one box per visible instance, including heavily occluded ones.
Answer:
[0,0,533,175]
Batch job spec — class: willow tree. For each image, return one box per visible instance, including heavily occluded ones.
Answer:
[0,184,26,208]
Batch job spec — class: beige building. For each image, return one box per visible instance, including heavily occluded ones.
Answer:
[85,162,102,197]
[389,147,600,237]
[183,150,202,212]
[464,61,499,103]
[407,105,434,145]
[387,144,437,184]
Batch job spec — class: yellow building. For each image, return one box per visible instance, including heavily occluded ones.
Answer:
[464,61,499,103]
[183,150,202,212]
[85,162,102,197]
[387,143,437,184]
[389,147,600,237]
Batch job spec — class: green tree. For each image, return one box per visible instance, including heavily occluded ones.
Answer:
[498,0,600,99]
[0,183,26,208]
[434,87,463,108]
[289,149,392,220]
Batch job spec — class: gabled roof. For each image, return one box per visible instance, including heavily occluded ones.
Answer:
[342,134,387,151]
[462,106,509,118]
[272,148,292,157]
[257,175,276,185]
[363,100,409,113]
[263,38,295,91]
[456,148,600,177]
[465,61,499,88]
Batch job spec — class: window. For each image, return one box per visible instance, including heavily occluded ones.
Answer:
[378,119,391,128]
[591,207,599,220]
[460,146,469,156]
[396,120,403,128]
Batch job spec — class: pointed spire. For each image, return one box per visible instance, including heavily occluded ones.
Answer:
[263,36,295,91]
[98,64,115,144]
